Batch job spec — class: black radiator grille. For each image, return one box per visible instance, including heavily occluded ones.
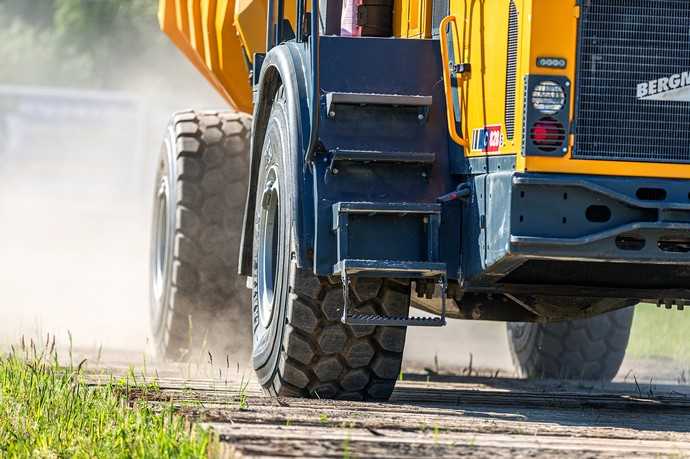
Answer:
[574,0,690,163]
[504,0,518,141]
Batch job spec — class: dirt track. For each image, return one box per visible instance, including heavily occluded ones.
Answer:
[89,364,690,458]
[5,91,690,457]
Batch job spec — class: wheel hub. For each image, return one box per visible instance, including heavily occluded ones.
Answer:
[258,169,280,329]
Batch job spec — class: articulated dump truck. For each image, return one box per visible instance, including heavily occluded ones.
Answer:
[151,0,690,400]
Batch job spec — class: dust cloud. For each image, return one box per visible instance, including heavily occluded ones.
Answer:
[0,49,226,355]
[2,25,684,385]
[0,16,516,375]
[0,50,515,377]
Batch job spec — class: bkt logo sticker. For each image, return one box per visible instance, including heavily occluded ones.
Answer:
[471,125,503,152]
[637,71,690,101]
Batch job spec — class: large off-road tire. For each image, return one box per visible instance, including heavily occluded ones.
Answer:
[149,110,252,361]
[251,90,410,401]
[507,307,635,380]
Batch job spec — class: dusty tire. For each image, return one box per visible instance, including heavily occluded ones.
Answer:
[149,110,252,361]
[251,92,410,401]
[507,307,635,380]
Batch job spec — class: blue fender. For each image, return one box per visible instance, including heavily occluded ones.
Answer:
[239,42,315,276]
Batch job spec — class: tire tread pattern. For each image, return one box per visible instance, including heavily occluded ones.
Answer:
[157,110,252,360]
[507,308,635,380]
[269,271,409,401]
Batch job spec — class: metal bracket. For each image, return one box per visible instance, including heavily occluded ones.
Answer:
[325,92,433,120]
[450,62,471,77]
[260,178,276,210]
[437,183,471,203]
[325,148,437,180]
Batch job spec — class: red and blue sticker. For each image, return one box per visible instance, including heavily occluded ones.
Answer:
[471,125,503,153]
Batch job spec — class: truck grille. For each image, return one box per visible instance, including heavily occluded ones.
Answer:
[504,0,518,141]
[574,0,690,163]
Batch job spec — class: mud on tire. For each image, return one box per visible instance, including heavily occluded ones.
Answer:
[507,307,635,381]
[150,110,252,361]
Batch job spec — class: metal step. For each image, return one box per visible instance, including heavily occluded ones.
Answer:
[326,91,432,109]
[336,258,448,328]
[333,258,446,278]
[332,204,443,278]
[333,201,441,217]
[345,313,445,327]
[332,201,447,328]
[328,148,436,165]
[326,91,432,119]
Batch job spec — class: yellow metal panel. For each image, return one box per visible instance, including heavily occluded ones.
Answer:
[234,0,296,55]
[517,0,690,178]
[215,0,252,113]
[408,0,421,37]
[174,0,190,36]
[517,0,576,173]
[439,16,469,150]
[447,0,516,158]
[394,0,410,37]
[412,0,432,38]
[159,0,227,100]
[396,0,431,38]
[188,1,206,61]
[514,0,531,171]
[201,0,218,69]
[521,154,690,180]
[159,0,252,114]
[234,0,267,56]
[285,0,297,34]
[442,0,690,179]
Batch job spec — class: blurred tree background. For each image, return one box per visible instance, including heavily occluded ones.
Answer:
[0,0,176,88]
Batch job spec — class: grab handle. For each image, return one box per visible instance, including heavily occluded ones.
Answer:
[439,16,469,150]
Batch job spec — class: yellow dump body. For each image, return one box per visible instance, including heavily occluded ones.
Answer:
[159,0,303,114]
[160,0,431,115]
[158,0,254,113]
[160,0,690,180]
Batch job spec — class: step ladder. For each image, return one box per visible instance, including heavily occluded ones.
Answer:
[332,201,447,327]
[325,91,433,121]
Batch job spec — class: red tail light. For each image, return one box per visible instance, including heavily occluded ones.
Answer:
[530,117,566,152]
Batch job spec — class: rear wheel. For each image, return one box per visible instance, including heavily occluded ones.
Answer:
[149,110,252,361]
[507,307,635,380]
[250,92,410,400]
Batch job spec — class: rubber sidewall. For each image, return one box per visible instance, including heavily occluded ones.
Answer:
[251,97,293,385]
[149,127,177,352]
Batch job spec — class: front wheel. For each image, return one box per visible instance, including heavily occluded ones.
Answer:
[250,92,410,401]
[507,307,635,380]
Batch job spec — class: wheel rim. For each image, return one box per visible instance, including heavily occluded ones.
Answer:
[258,168,280,329]
[152,176,170,313]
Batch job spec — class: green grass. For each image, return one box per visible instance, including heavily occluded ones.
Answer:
[0,341,216,458]
[626,303,690,363]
